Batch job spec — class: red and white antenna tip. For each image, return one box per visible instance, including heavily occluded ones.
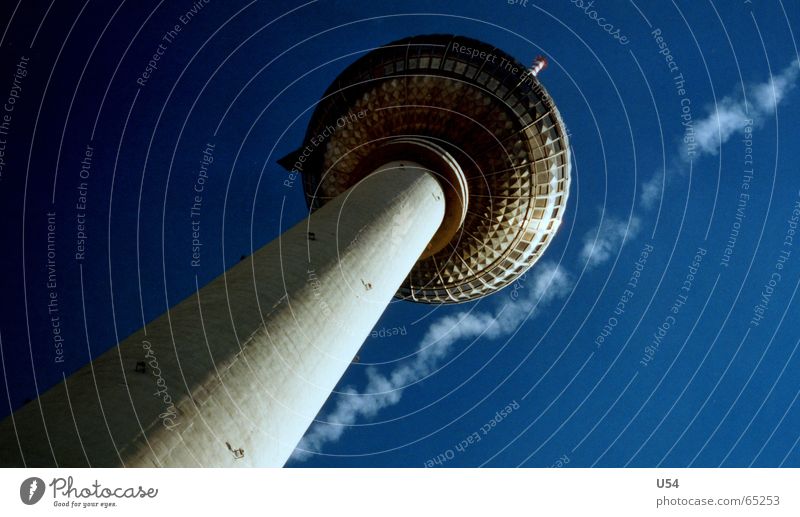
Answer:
[530,55,548,77]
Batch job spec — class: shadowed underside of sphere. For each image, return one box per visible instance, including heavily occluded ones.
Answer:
[282,34,570,303]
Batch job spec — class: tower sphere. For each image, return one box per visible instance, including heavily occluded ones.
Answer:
[282,35,571,303]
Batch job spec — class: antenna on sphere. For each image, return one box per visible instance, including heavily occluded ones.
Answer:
[530,55,548,77]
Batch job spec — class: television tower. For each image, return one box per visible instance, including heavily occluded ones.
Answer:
[0,35,570,467]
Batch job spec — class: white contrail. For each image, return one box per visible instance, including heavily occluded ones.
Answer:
[641,59,800,209]
[693,59,799,157]
[580,215,641,269]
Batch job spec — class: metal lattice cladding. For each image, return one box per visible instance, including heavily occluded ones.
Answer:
[280,34,571,303]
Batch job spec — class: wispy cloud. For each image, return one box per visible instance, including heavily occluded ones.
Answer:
[640,171,664,210]
[641,59,800,208]
[579,215,641,269]
[691,96,751,158]
[292,262,572,461]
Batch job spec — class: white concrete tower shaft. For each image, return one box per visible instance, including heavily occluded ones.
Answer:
[0,162,445,467]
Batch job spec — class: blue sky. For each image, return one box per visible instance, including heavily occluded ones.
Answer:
[0,0,798,467]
